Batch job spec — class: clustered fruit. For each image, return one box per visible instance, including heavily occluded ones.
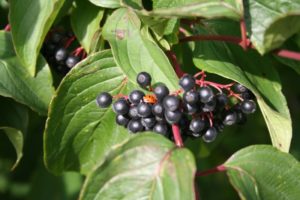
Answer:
[42,29,85,74]
[96,71,257,143]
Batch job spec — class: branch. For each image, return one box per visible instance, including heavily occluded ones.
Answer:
[166,50,185,77]
[196,165,226,177]
[171,124,184,147]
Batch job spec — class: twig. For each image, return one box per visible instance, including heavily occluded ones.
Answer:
[166,50,185,77]
[171,124,184,147]
[196,165,226,177]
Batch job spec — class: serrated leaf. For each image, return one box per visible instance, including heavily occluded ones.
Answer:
[44,50,136,175]
[89,0,121,8]
[80,134,196,200]
[0,97,28,170]
[224,145,300,200]
[9,0,65,76]
[102,8,178,90]
[71,0,104,53]
[0,31,54,115]
[193,39,292,152]
[245,0,300,54]
[122,0,243,20]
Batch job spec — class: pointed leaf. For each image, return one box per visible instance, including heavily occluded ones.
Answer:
[44,50,135,175]
[71,0,104,53]
[0,31,54,115]
[245,0,300,54]
[122,0,243,20]
[224,145,300,200]
[89,0,121,8]
[9,0,65,75]
[193,39,292,152]
[102,8,178,90]
[80,134,196,200]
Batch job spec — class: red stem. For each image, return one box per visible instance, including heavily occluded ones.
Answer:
[72,47,84,56]
[64,36,76,48]
[274,49,300,61]
[4,24,10,31]
[166,50,185,77]
[171,124,184,147]
[194,181,200,200]
[240,19,249,50]
[196,165,226,177]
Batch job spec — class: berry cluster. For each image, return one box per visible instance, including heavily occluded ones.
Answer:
[42,29,86,74]
[96,71,256,143]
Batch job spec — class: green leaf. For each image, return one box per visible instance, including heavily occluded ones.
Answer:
[44,50,135,175]
[1,128,23,170]
[9,0,65,76]
[0,97,28,170]
[79,134,196,200]
[193,38,292,152]
[71,0,104,53]
[122,0,243,20]
[0,31,54,115]
[224,145,300,200]
[102,8,178,90]
[245,0,300,54]
[89,0,121,8]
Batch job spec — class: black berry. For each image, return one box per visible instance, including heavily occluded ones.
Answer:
[216,93,228,108]
[65,55,80,68]
[164,110,182,124]
[153,84,169,101]
[129,106,139,119]
[127,119,144,133]
[152,103,164,117]
[137,72,152,88]
[202,127,218,143]
[116,115,129,127]
[183,90,199,105]
[141,117,156,128]
[96,92,112,108]
[54,47,68,63]
[222,110,237,126]
[183,103,198,115]
[179,74,195,91]
[189,118,205,133]
[153,123,169,136]
[137,102,152,117]
[129,90,145,105]
[163,95,180,111]
[233,83,247,94]
[198,86,214,103]
[113,98,129,115]
[202,98,216,112]
[241,100,256,114]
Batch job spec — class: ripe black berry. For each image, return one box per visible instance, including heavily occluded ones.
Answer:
[137,102,152,117]
[163,95,180,111]
[152,103,164,117]
[233,83,247,94]
[112,98,129,115]
[129,90,145,105]
[240,91,255,100]
[241,100,256,114]
[236,110,247,125]
[65,55,80,68]
[198,86,214,103]
[141,117,156,128]
[137,72,152,88]
[183,90,199,105]
[129,106,139,119]
[54,47,68,63]
[216,93,228,108]
[222,110,237,126]
[96,92,112,108]
[153,123,169,136]
[202,98,216,112]
[202,127,218,143]
[165,110,182,124]
[116,115,129,127]
[127,119,144,133]
[183,103,198,115]
[189,118,205,133]
[179,74,195,91]
[153,84,169,101]
[51,32,64,44]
